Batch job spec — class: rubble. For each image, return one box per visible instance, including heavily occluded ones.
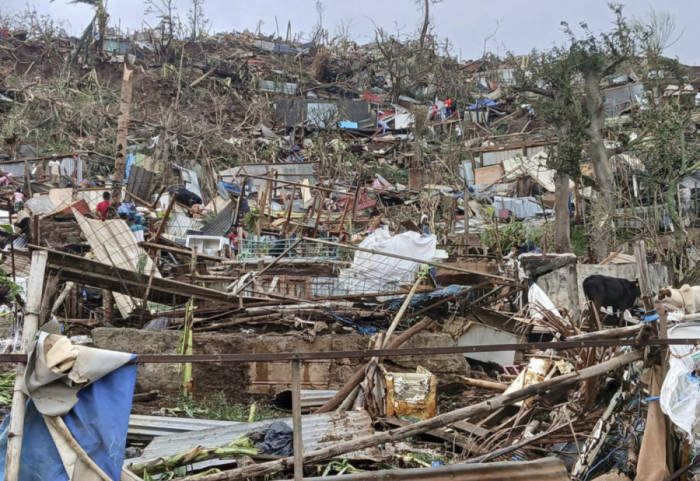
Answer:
[0,4,699,480]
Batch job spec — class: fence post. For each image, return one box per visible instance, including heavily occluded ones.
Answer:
[292,358,303,481]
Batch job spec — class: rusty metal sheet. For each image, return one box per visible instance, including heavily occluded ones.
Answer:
[385,369,436,420]
[303,458,568,481]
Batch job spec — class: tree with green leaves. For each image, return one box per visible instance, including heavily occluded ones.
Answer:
[562,4,636,261]
[515,49,587,253]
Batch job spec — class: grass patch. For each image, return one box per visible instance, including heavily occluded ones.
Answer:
[165,391,282,422]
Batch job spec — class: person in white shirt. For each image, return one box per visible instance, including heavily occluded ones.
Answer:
[48,159,61,185]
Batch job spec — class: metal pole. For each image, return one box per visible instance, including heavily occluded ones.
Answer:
[292,358,304,481]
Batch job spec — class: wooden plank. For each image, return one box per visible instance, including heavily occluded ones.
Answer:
[381,417,488,454]
[474,164,505,185]
[451,420,493,439]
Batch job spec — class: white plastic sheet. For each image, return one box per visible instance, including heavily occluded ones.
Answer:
[660,322,700,439]
[528,283,562,320]
[336,227,437,295]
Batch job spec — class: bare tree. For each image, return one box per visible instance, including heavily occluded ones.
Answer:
[415,0,442,50]
[145,0,180,53]
[188,0,210,40]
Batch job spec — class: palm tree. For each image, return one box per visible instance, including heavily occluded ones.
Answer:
[51,0,109,54]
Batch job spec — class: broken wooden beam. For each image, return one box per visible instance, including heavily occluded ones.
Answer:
[314,316,434,414]
[36,246,271,306]
[191,350,643,481]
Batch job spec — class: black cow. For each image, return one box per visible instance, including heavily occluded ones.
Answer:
[583,275,640,324]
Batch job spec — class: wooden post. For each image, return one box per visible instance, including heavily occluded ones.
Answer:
[313,190,327,237]
[284,186,297,236]
[102,290,114,324]
[5,250,48,481]
[351,164,363,224]
[31,215,39,246]
[154,195,177,241]
[291,358,303,481]
[112,63,134,207]
[634,240,653,311]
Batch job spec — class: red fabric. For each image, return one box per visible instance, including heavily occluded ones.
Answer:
[361,91,383,103]
[58,200,91,216]
[96,200,110,220]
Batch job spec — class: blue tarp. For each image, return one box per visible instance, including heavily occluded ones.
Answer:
[125,153,136,181]
[388,285,473,310]
[218,181,242,195]
[468,99,497,110]
[0,361,137,481]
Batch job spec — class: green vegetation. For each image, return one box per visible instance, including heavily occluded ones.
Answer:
[0,371,15,406]
[168,391,282,422]
[479,221,545,253]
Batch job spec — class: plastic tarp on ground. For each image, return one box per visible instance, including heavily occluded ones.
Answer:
[336,227,437,295]
[660,322,700,440]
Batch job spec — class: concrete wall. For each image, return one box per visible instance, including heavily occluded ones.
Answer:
[536,262,671,314]
[537,263,580,319]
[91,329,469,396]
[576,263,671,307]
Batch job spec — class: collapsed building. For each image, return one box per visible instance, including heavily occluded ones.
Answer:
[0,19,699,481]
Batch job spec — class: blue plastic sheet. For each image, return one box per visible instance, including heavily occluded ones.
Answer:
[328,308,383,335]
[125,153,136,181]
[0,361,137,481]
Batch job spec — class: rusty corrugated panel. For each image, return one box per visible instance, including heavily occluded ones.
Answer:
[303,458,569,481]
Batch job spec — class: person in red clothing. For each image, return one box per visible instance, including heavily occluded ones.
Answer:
[228,227,245,258]
[96,192,111,220]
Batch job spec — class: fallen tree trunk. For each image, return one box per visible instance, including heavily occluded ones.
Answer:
[564,324,647,341]
[191,350,642,481]
[314,316,434,414]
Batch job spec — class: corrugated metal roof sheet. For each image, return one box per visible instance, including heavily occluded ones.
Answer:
[125,165,154,203]
[74,211,161,318]
[126,411,380,467]
[128,415,239,441]
[304,458,568,481]
[201,201,233,237]
[165,213,204,238]
[25,197,56,216]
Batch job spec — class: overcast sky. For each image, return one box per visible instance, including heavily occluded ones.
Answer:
[3,0,698,65]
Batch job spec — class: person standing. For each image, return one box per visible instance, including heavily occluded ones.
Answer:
[13,188,24,213]
[96,192,111,220]
[48,158,61,185]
